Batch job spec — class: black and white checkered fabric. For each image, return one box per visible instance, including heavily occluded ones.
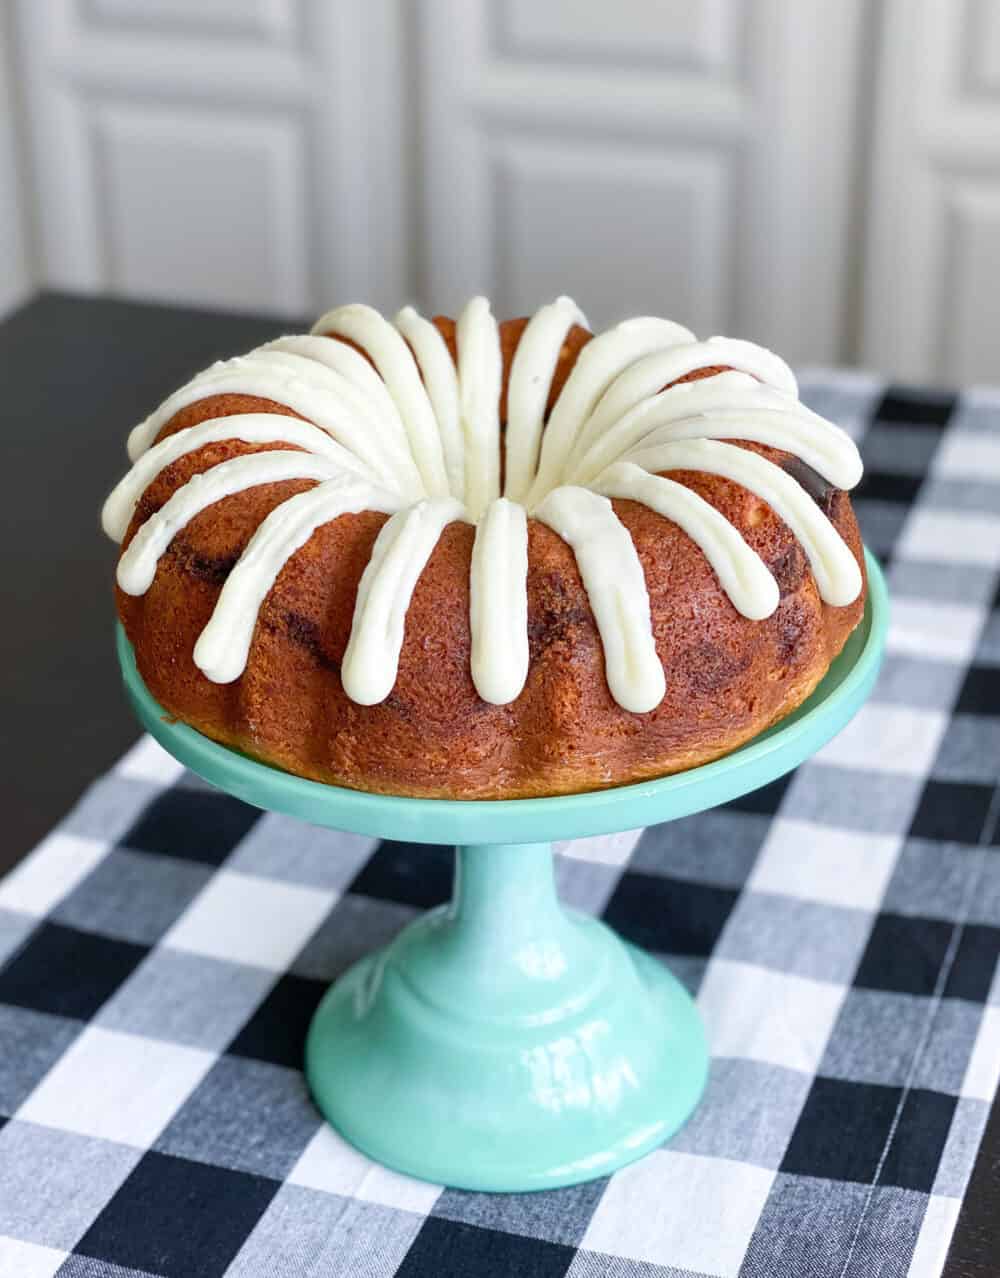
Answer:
[1,376,999,1278]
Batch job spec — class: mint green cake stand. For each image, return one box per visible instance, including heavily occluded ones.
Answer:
[116,549,887,1193]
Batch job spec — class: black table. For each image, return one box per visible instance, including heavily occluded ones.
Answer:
[0,291,996,1277]
[0,292,297,865]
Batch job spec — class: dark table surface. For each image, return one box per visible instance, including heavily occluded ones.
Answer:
[0,291,996,1277]
[0,292,299,866]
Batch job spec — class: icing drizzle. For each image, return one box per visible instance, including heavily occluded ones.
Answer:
[105,297,864,714]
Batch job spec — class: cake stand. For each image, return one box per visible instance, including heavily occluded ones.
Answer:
[117,548,887,1193]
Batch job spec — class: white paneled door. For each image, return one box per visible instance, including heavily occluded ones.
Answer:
[417,0,865,364]
[863,0,1000,385]
[10,0,410,319]
[9,0,866,365]
[18,1,996,383]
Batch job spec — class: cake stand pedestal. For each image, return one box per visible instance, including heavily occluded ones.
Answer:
[117,549,887,1192]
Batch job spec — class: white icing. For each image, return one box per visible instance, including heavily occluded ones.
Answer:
[533,486,666,714]
[470,498,529,704]
[456,297,502,522]
[503,296,587,503]
[125,356,409,494]
[622,438,864,607]
[258,335,403,422]
[571,372,862,490]
[194,475,400,683]
[394,306,465,502]
[341,498,468,705]
[102,413,361,542]
[706,336,799,395]
[109,295,865,718]
[628,408,864,490]
[524,317,694,509]
[255,337,419,487]
[593,463,780,620]
[571,338,797,463]
[312,304,450,498]
[117,452,337,596]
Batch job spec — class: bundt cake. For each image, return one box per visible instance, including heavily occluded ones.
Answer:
[104,296,866,799]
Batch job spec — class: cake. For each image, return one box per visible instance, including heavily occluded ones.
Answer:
[104,296,866,799]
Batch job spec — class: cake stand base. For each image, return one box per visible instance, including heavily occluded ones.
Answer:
[305,841,707,1192]
[116,548,887,1193]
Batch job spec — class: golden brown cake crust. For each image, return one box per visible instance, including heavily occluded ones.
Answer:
[116,320,866,799]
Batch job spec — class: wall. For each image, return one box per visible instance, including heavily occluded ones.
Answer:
[864,0,1000,384]
[5,1,999,382]
[8,0,410,319]
[0,3,33,316]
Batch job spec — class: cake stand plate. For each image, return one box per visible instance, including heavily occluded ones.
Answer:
[117,548,887,1192]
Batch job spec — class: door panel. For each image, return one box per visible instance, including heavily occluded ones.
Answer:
[863,0,1000,383]
[11,0,410,318]
[416,0,864,362]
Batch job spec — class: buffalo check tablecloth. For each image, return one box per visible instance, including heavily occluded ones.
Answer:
[2,375,1000,1278]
